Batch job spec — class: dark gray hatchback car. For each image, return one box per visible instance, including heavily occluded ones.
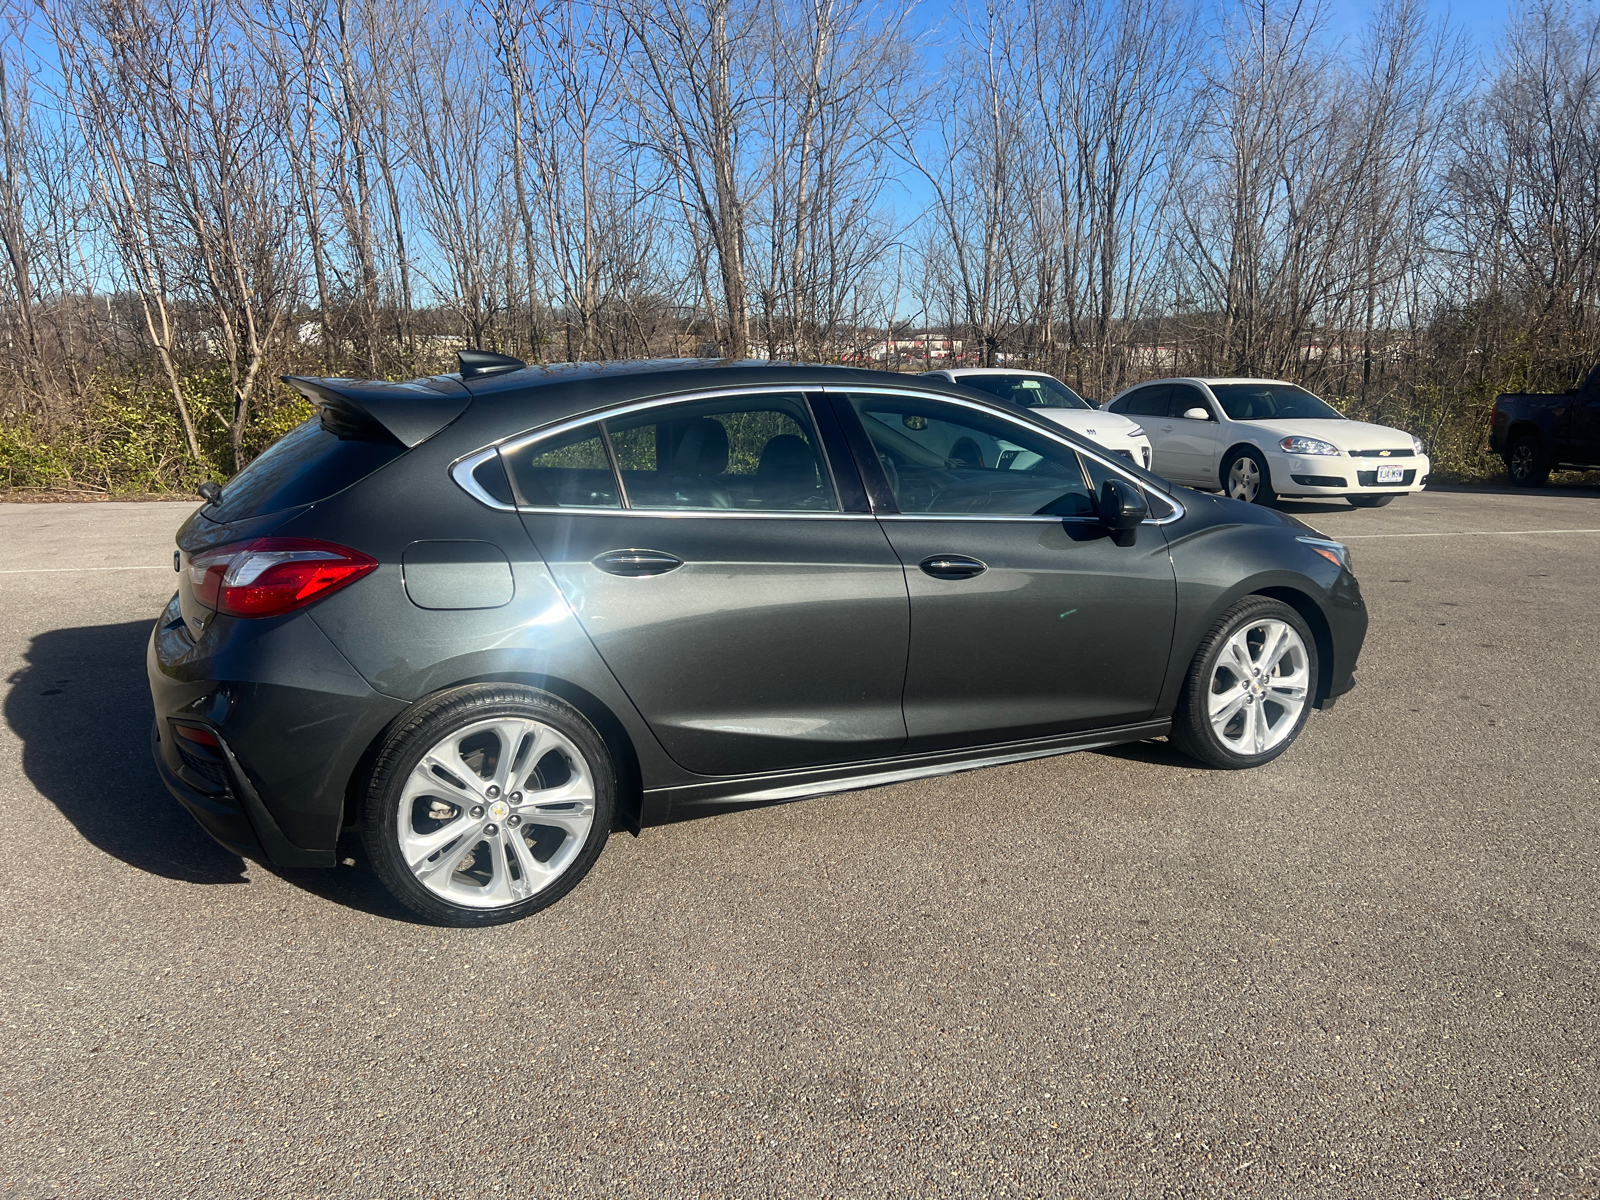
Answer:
[149,357,1366,925]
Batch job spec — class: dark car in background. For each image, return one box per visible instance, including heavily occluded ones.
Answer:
[149,356,1367,926]
[1490,364,1600,486]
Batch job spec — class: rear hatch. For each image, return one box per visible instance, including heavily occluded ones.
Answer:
[173,374,470,636]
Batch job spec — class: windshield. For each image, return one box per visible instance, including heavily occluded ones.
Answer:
[1209,383,1345,421]
[955,373,1092,411]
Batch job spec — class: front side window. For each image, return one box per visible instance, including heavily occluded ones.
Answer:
[1209,383,1345,421]
[503,423,620,508]
[844,393,1097,518]
[604,392,838,512]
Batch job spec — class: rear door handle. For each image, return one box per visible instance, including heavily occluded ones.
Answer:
[919,554,987,580]
[593,549,683,577]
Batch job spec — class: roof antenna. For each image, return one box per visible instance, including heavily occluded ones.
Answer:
[457,348,526,380]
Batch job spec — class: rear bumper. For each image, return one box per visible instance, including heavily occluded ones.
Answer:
[147,593,407,867]
[151,719,267,860]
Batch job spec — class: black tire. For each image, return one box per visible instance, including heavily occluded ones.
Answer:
[1505,436,1549,487]
[1221,447,1276,506]
[362,684,615,926]
[1347,494,1394,508]
[1170,597,1320,769]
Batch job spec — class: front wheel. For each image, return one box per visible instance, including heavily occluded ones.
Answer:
[1347,494,1394,508]
[1171,597,1319,769]
[1222,448,1276,506]
[362,685,615,926]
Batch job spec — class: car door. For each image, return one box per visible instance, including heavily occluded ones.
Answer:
[830,388,1178,753]
[1153,382,1223,485]
[1568,366,1600,463]
[505,389,910,777]
[1109,384,1180,477]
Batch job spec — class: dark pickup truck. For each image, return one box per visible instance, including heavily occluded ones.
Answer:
[1489,364,1600,486]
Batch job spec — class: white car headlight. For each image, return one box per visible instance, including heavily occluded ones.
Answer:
[1126,425,1146,438]
[1410,434,1425,456]
[1279,435,1340,456]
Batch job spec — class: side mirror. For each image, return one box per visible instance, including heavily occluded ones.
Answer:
[1182,407,1211,421]
[1098,478,1147,545]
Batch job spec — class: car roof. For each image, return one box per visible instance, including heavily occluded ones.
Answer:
[436,359,983,445]
[924,368,1058,378]
[1124,376,1295,387]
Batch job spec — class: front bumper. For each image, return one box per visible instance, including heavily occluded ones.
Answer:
[1096,437,1154,471]
[1272,451,1430,497]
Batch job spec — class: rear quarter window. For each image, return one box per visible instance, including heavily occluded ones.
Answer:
[205,418,407,522]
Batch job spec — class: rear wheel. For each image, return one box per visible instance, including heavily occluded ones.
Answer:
[1505,436,1549,487]
[362,685,614,926]
[1222,448,1276,506]
[1171,597,1318,769]
[1347,494,1394,508]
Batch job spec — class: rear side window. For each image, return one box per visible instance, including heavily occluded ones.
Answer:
[1112,386,1172,418]
[205,418,406,523]
[604,392,838,512]
[503,424,620,508]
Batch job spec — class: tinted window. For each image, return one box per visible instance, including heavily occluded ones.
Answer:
[846,393,1096,517]
[1168,384,1214,419]
[205,418,406,523]
[1113,386,1172,418]
[1209,383,1344,421]
[504,424,620,508]
[604,393,838,512]
[954,374,1091,410]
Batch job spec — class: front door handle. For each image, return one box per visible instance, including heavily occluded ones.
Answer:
[593,549,683,577]
[919,554,987,580]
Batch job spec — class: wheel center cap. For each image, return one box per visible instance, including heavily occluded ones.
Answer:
[489,800,510,821]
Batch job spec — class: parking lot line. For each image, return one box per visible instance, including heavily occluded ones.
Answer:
[0,565,172,574]
[1339,527,1600,539]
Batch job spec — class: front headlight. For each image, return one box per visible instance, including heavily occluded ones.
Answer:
[1297,535,1351,571]
[1410,434,1425,456]
[1279,435,1340,456]
[1126,425,1145,438]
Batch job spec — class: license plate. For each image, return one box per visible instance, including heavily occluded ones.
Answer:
[1376,464,1404,483]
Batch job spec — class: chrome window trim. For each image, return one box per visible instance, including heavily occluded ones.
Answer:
[450,446,518,513]
[451,384,847,517]
[826,384,1187,526]
[449,379,1186,526]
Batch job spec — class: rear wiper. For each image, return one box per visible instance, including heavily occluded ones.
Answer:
[197,481,223,506]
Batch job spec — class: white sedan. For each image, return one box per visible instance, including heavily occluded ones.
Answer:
[922,368,1154,470]
[1101,377,1430,507]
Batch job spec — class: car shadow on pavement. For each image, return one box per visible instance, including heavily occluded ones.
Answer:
[1092,736,1225,770]
[6,620,248,884]
[7,619,426,920]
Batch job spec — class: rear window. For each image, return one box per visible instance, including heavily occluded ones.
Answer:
[204,418,407,523]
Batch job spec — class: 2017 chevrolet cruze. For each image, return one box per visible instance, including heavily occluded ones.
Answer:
[149,356,1367,926]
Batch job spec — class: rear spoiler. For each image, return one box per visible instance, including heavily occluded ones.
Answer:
[282,375,471,447]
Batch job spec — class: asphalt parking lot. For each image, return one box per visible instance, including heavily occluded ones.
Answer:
[2,486,1597,1199]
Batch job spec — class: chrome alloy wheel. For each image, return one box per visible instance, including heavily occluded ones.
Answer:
[1206,618,1310,756]
[396,716,596,909]
[1226,455,1262,502]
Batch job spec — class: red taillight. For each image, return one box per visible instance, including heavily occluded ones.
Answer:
[187,537,378,618]
[173,723,220,747]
